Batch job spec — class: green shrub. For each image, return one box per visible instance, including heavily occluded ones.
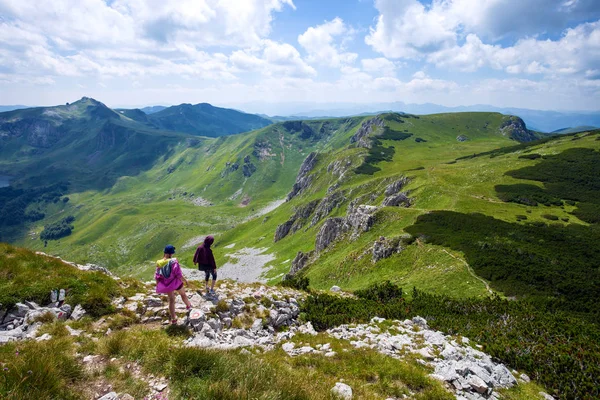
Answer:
[40,216,76,241]
[215,300,229,313]
[280,275,310,291]
[542,214,559,221]
[302,292,409,331]
[518,153,542,160]
[499,148,600,223]
[405,211,600,320]
[355,281,402,302]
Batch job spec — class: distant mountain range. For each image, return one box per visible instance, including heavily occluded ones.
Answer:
[4,100,599,134]
[0,105,30,113]
[235,101,600,133]
[0,97,273,193]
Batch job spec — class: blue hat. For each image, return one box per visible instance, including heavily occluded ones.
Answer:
[164,245,176,254]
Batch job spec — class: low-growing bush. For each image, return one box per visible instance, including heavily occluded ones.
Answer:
[280,275,310,291]
[215,300,229,313]
[40,215,76,241]
[542,214,559,221]
[355,281,403,302]
[518,153,542,160]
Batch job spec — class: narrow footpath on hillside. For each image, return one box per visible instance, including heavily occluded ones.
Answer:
[442,249,493,294]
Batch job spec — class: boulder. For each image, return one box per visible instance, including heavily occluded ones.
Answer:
[144,297,163,308]
[188,309,206,331]
[330,286,341,292]
[346,204,377,234]
[70,304,87,321]
[97,392,119,400]
[492,364,517,387]
[412,316,428,328]
[13,303,31,318]
[467,375,489,394]
[251,319,263,333]
[0,326,25,340]
[382,193,412,207]
[331,382,353,400]
[282,342,295,353]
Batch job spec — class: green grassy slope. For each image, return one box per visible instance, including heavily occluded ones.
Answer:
[10,117,366,276]
[220,116,599,300]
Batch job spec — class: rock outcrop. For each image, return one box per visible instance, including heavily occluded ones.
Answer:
[316,217,349,252]
[310,191,346,227]
[500,116,538,142]
[287,152,318,201]
[221,161,240,178]
[286,250,314,278]
[457,135,469,142]
[253,140,274,161]
[242,155,257,177]
[274,220,294,243]
[315,204,377,252]
[382,193,412,207]
[328,317,519,400]
[384,177,409,196]
[274,200,320,242]
[350,117,385,148]
[372,235,410,263]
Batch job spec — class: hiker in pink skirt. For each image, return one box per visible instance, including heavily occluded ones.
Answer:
[155,244,192,324]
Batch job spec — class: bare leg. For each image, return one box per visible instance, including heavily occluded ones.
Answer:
[177,286,192,308]
[210,270,217,291]
[168,292,176,322]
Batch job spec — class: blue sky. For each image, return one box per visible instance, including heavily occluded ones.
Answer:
[0,0,599,113]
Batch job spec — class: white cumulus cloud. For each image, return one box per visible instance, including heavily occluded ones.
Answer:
[298,17,358,67]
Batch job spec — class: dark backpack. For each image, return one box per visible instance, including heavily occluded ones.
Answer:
[159,259,175,279]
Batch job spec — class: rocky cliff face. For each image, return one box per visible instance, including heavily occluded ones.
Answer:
[315,204,377,252]
[287,152,318,201]
[350,117,385,148]
[310,191,346,227]
[274,200,320,242]
[286,250,315,278]
[500,116,538,142]
[0,117,62,148]
[382,176,413,207]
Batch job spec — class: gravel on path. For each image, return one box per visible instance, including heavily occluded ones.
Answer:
[182,247,276,283]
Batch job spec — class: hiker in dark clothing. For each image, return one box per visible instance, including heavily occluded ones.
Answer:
[193,236,217,295]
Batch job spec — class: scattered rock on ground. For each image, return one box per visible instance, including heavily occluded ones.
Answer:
[332,382,353,400]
